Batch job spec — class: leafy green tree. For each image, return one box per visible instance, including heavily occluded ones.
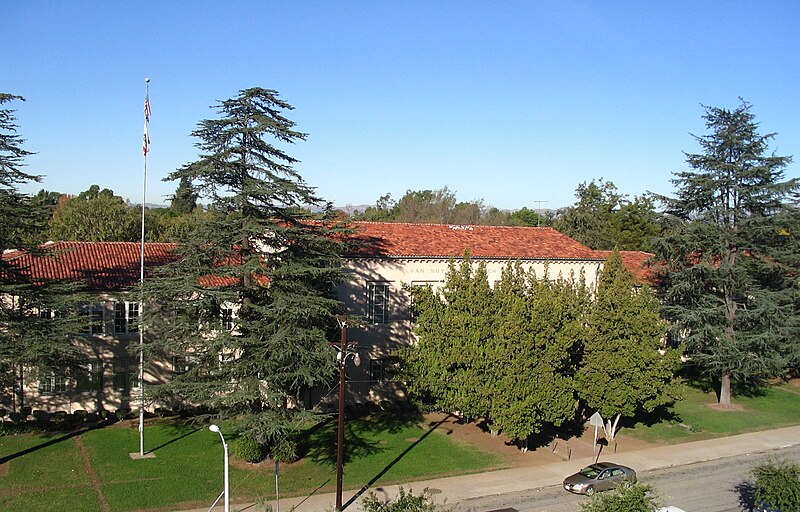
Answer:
[144,87,345,450]
[48,185,141,241]
[652,100,798,407]
[555,180,660,251]
[356,187,518,226]
[440,257,494,420]
[353,193,398,221]
[509,207,549,227]
[555,179,622,249]
[402,253,495,420]
[575,251,681,422]
[403,257,587,446]
[489,262,587,446]
[0,94,82,411]
[612,195,662,252]
[148,205,207,242]
[394,187,458,223]
[579,481,662,512]
[751,458,800,511]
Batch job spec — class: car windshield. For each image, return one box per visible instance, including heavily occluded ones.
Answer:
[579,466,601,478]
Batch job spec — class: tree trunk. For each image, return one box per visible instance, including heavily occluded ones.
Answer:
[14,364,24,413]
[719,371,732,408]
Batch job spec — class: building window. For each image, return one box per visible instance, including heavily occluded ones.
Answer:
[172,355,194,375]
[40,373,68,394]
[114,301,140,334]
[370,359,386,382]
[220,307,234,331]
[76,360,103,393]
[113,359,133,391]
[367,283,390,324]
[81,304,105,335]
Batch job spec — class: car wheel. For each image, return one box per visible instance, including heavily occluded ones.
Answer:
[585,486,594,496]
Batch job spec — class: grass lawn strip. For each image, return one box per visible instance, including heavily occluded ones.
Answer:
[3,384,800,512]
[626,383,800,444]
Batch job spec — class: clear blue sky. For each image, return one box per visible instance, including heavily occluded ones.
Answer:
[4,1,799,210]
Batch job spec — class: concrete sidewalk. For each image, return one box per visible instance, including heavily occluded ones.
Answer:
[186,425,800,512]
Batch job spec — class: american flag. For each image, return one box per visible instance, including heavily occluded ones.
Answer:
[143,93,151,156]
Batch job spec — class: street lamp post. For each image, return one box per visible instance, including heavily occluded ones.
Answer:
[209,424,230,512]
[334,316,360,511]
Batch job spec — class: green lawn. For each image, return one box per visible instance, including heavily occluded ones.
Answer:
[4,385,800,512]
[0,413,503,512]
[625,382,800,444]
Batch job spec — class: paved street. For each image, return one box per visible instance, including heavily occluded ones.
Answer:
[184,425,800,512]
[456,445,800,512]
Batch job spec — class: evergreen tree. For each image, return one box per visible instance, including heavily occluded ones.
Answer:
[18,189,63,246]
[576,251,680,420]
[439,256,494,420]
[0,94,38,254]
[0,94,81,411]
[169,176,199,215]
[653,100,798,406]
[402,257,587,445]
[489,263,587,446]
[401,253,495,420]
[143,88,345,450]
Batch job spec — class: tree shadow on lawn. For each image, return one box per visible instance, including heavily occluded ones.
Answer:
[302,406,425,466]
[0,419,113,465]
[297,406,451,509]
[343,413,454,509]
[144,423,204,455]
[623,404,682,429]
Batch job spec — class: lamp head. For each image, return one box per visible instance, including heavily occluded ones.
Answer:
[209,424,220,433]
[354,353,361,367]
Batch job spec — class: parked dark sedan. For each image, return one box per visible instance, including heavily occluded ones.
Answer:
[563,462,637,495]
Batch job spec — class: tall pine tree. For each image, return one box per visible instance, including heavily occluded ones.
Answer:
[143,88,345,453]
[0,94,82,412]
[653,100,798,406]
[575,252,680,421]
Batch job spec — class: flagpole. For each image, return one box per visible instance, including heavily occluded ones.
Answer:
[138,77,150,458]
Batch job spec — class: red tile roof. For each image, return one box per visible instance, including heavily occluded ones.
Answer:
[4,225,655,290]
[3,241,179,290]
[345,222,602,260]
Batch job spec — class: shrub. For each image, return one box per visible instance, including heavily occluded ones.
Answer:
[234,435,264,463]
[579,481,661,512]
[361,487,449,512]
[752,458,800,511]
[270,437,299,463]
